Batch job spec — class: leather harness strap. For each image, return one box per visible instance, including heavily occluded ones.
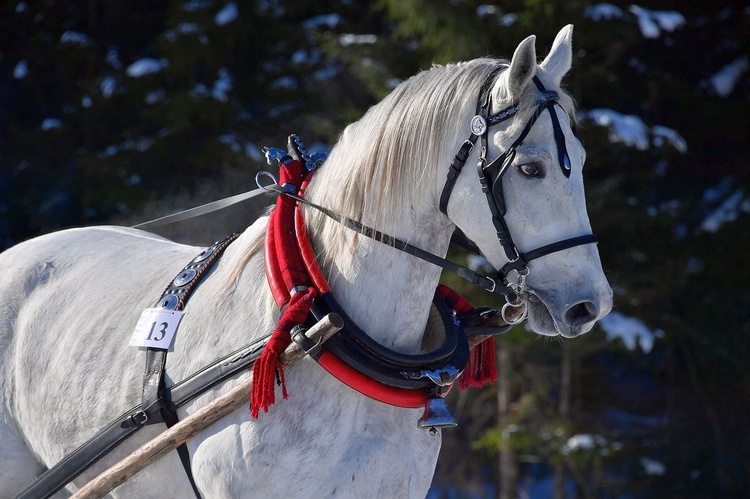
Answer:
[14,322,271,499]
[137,232,239,498]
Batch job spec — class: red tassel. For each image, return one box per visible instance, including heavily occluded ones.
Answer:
[459,336,497,389]
[437,285,498,390]
[251,287,316,418]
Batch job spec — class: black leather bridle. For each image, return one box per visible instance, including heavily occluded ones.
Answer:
[439,67,597,286]
[256,67,599,304]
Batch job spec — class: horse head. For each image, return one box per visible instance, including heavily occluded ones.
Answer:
[442,25,613,337]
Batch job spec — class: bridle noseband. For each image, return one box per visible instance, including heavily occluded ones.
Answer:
[439,67,597,318]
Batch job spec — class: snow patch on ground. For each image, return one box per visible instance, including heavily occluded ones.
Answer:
[561,434,608,455]
[60,31,91,45]
[708,56,749,97]
[303,14,340,29]
[212,68,233,101]
[126,58,169,78]
[215,3,238,26]
[598,311,663,353]
[584,3,624,21]
[700,189,749,233]
[339,34,378,47]
[41,118,62,130]
[14,60,28,79]
[640,457,666,476]
[100,76,117,98]
[580,109,687,152]
[630,5,685,38]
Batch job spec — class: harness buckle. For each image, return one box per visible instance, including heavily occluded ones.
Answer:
[120,410,149,429]
[459,140,475,160]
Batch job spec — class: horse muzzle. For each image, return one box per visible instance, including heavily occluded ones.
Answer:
[526,282,613,337]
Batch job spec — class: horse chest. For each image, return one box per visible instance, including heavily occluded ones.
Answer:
[179,362,440,498]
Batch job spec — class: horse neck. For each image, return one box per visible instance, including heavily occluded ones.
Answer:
[303,182,452,353]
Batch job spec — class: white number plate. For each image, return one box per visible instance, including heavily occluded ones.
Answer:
[129,308,184,350]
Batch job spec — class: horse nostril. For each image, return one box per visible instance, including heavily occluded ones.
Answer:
[564,301,598,327]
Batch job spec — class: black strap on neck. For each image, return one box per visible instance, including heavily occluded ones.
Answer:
[438,140,475,215]
[263,183,511,295]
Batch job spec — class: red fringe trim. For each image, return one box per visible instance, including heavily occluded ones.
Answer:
[459,336,497,390]
[250,287,316,418]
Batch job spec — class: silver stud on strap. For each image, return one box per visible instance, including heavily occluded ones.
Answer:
[470,115,487,136]
[173,268,197,287]
[192,247,214,263]
[158,294,179,310]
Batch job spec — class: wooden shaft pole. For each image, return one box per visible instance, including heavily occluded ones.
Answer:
[71,313,344,499]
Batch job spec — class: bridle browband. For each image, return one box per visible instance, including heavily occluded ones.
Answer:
[438,66,597,293]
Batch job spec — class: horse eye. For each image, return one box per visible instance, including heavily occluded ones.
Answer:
[518,163,541,178]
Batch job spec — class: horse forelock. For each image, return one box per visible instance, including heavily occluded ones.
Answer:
[493,62,579,138]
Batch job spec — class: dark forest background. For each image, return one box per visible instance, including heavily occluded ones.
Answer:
[1,1,748,497]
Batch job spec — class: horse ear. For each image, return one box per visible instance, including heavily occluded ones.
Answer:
[540,24,574,87]
[505,35,537,99]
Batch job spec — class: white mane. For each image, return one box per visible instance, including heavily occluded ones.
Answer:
[230,57,579,287]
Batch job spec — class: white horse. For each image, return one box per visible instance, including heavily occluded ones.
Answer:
[0,25,611,498]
